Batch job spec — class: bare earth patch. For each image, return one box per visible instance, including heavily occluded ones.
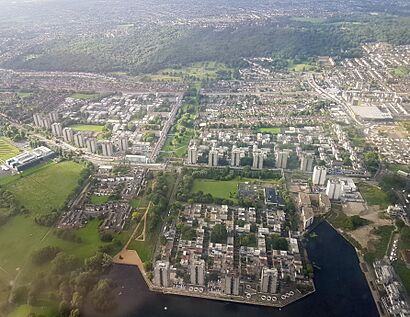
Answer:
[343,202,392,249]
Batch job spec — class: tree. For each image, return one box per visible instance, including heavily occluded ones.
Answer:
[90,279,115,312]
[211,224,228,243]
[32,246,61,265]
[85,252,113,274]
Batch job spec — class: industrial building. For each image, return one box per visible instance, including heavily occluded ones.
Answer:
[6,146,55,172]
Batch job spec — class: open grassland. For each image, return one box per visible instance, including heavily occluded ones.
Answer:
[161,129,194,159]
[69,92,100,100]
[0,137,20,162]
[69,124,104,132]
[364,225,395,264]
[0,161,86,283]
[358,183,391,209]
[3,161,84,214]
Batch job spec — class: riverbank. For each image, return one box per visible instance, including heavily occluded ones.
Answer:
[113,245,315,308]
[324,219,385,316]
[85,221,378,317]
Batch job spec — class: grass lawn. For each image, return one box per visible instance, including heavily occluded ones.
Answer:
[90,195,109,205]
[8,304,57,317]
[69,92,100,100]
[3,161,84,214]
[257,127,281,134]
[69,124,104,133]
[0,137,20,162]
[358,183,391,209]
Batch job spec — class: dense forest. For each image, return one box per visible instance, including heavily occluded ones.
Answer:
[3,16,410,74]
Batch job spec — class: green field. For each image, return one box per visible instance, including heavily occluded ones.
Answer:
[145,62,233,82]
[8,304,57,317]
[358,183,391,209]
[16,92,33,99]
[69,124,104,132]
[0,137,20,162]
[257,127,281,134]
[191,177,281,201]
[192,179,238,200]
[3,161,84,214]
[69,92,100,100]
[288,61,316,72]
[391,67,410,77]
[0,161,85,282]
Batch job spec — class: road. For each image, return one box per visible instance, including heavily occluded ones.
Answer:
[305,74,363,126]
[149,94,183,162]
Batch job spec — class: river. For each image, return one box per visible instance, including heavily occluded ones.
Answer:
[84,221,379,317]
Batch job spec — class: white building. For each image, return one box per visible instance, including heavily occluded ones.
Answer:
[326,179,342,200]
[260,267,278,294]
[118,135,128,152]
[300,153,314,173]
[208,149,218,167]
[63,127,74,143]
[101,141,114,157]
[85,137,98,154]
[154,260,170,287]
[224,271,240,295]
[74,133,85,148]
[188,145,198,165]
[51,122,63,137]
[253,149,264,169]
[301,206,314,230]
[312,166,327,186]
[190,259,205,286]
[275,151,289,169]
[231,147,242,167]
